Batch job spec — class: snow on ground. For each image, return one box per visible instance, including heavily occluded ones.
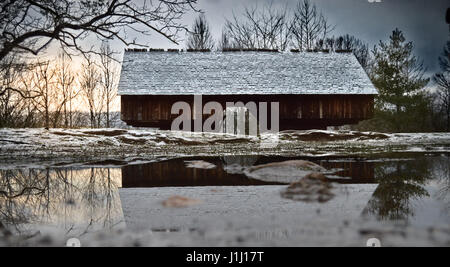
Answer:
[0,128,449,169]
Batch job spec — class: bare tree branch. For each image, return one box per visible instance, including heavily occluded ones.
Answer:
[0,0,198,61]
[223,2,292,51]
[290,0,332,51]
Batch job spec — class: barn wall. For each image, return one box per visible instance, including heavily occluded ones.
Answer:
[120,94,374,130]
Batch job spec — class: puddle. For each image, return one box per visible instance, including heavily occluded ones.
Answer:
[121,156,377,187]
[0,154,449,245]
[0,168,124,238]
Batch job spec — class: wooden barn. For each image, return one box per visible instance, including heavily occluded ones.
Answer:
[118,50,378,130]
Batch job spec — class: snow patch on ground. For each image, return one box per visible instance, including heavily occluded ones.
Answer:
[1,128,450,169]
[184,160,217,169]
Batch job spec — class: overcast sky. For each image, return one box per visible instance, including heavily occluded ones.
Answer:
[123,0,448,76]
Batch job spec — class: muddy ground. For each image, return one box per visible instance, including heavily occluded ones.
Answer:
[1,128,449,168]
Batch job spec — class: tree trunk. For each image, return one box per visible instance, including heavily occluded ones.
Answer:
[447,113,450,132]
[64,102,68,128]
[90,111,94,128]
[45,105,49,129]
[69,92,72,128]
[106,102,110,128]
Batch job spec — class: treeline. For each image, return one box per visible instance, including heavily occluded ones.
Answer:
[0,43,120,129]
[187,1,370,69]
[186,0,449,133]
[1,0,449,133]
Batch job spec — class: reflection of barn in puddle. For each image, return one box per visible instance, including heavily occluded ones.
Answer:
[121,156,275,188]
[320,160,375,184]
[121,156,376,188]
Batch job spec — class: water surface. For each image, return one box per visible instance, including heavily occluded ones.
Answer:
[1,154,449,242]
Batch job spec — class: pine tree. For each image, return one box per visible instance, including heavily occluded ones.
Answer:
[370,28,430,132]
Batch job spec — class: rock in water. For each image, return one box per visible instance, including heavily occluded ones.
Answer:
[184,160,217,169]
[244,160,327,183]
[303,172,328,182]
[281,172,335,203]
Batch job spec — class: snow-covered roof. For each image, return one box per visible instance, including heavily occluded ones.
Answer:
[118,51,378,95]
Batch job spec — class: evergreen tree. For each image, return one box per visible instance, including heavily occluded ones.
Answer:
[370,28,430,132]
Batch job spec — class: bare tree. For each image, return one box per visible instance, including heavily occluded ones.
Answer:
[224,3,292,51]
[1,53,81,128]
[434,33,450,131]
[0,54,26,127]
[99,43,119,128]
[27,61,56,129]
[224,12,257,49]
[55,53,76,128]
[18,57,75,129]
[0,0,198,98]
[186,14,214,50]
[0,53,38,99]
[290,0,333,51]
[333,34,370,70]
[218,29,232,51]
[80,57,102,128]
[434,75,450,131]
[0,0,198,61]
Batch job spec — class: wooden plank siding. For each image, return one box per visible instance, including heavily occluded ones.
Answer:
[121,94,374,130]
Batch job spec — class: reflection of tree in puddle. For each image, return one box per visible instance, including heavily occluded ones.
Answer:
[0,169,50,234]
[363,158,432,221]
[0,168,123,237]
[433,156,450,211]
